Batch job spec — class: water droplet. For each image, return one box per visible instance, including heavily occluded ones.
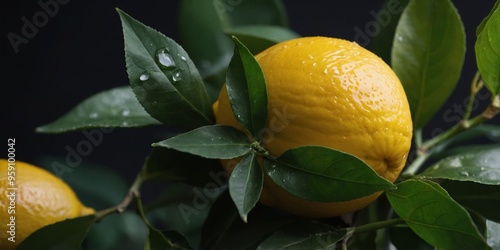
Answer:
[139,72,150,81]
[312,62,317,67]
[156,49,176,68]
[122,121,129,126]
[397,36,404,42]
[480,167,486,171]
[459,171,469,177]
[333,67,340,75]
[323,68,328,74]
[121,110,130,116]
[178,53,187,62]
[89,113,98,119]
[172,69,182,82]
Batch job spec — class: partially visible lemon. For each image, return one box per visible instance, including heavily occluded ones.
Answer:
[0,159,94,249]
[213,36,412,218]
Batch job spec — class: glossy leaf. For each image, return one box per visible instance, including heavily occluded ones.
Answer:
[391,0,466,129]
[18,215,95,250]
[153,125,252,159]
[476,0,500,36]
[117,9,213,129]
[229,152,263,222]
[257,221,346,250]
[441,180,500,223]
[476,5,500,96]
[87,212,147,250]
[36,86,161,133]
[387,179,488,249]
[142,147,223,187]
[226,37,268,138]
[225,25,300,54]
[420,147,500,185]
[264,146,394,202]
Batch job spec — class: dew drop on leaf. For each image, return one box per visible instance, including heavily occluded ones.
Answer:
[156,48,176,69]
[89,113,98,119]
[139,72,150,81]
[459,171,469,177]
[172,69,182,82]
[177,53,187,62]
[121,110,130,116]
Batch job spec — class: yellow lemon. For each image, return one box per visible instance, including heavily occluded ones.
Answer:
[0,159,95,249]
[213,36,412,218]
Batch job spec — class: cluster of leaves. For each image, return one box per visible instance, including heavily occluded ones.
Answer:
[27,0,500,249]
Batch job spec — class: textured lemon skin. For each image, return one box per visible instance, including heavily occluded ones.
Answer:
[214,36,412,218]
[0,159,95,250]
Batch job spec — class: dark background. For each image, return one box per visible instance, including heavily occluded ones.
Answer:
[1,0,496,183]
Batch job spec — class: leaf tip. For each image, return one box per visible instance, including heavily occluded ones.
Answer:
[240,214,248,223]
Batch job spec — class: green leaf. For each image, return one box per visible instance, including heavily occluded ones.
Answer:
[386,179,489,250]
[391,0,466,129]
[441,180,500,223]
[420,147,500,185]
[117,9,213,129]
[476,5,500,96]
[476,0,500,36]
[153,125,252,159]
[226,37,268,138]
[264,146,395,202]
[487,220,500,249]
[36,86,161,133]
[145,228,192,250]
[142,147,224,187]
[225,25,300,54]
[18,215,95,250]
[87,212,147,250]
[257,221,346,250]
[229,152,263,222]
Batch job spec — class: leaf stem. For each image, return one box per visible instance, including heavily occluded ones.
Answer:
[350,218,404,234]
[414,129,423,148]
[95,172,144,221]
[403,73,500,176]
[402,150,430,176]
[421,103,499,151]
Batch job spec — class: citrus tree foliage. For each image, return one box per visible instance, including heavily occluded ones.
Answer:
[33,0,500,249]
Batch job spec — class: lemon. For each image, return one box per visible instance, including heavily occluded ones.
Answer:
[0,159,94,249]
[213,36,412,218]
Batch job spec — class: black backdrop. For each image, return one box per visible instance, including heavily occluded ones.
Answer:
[1,0,495,182]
